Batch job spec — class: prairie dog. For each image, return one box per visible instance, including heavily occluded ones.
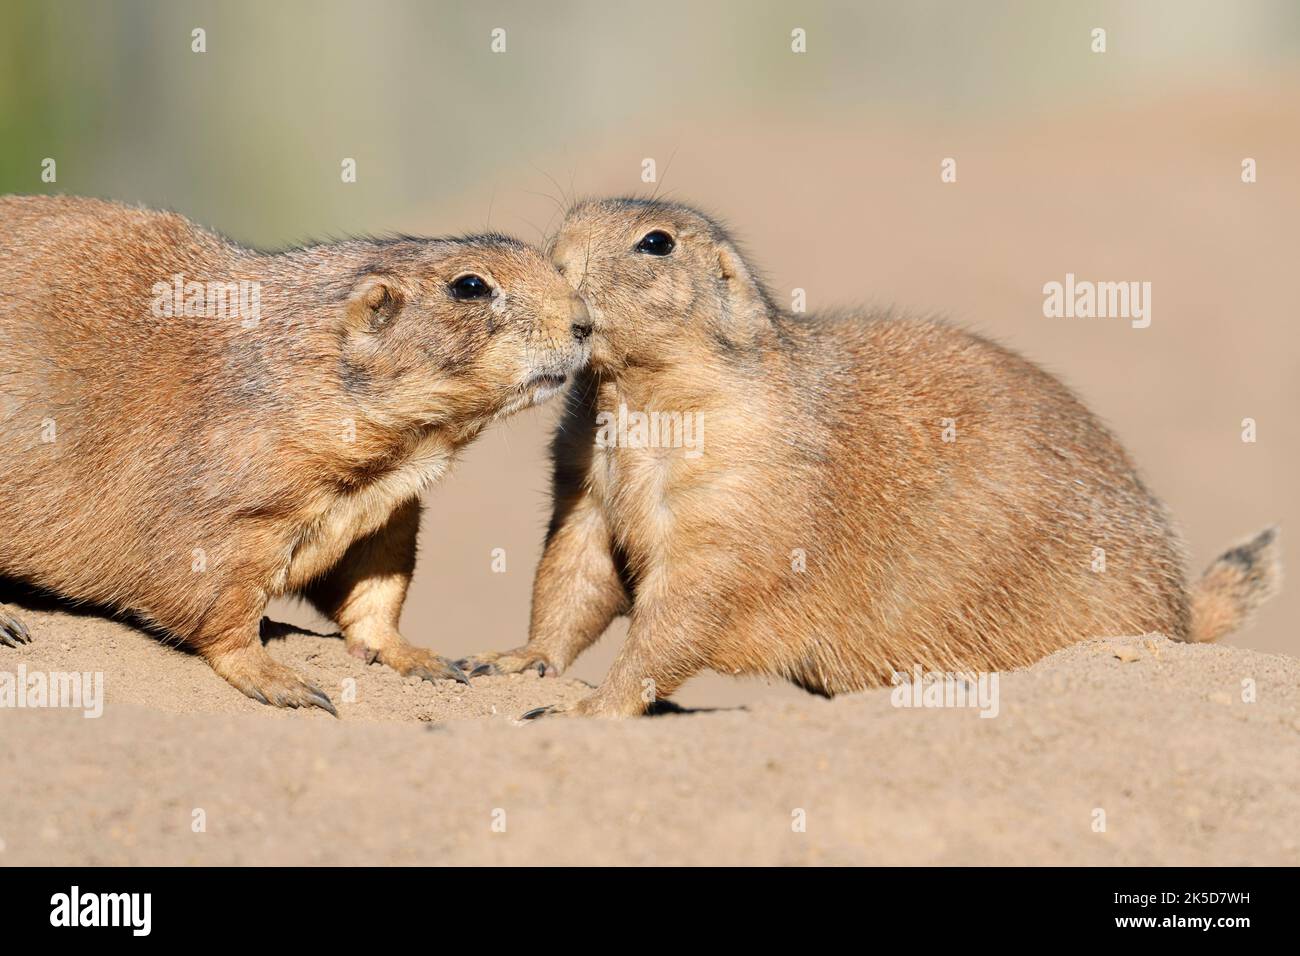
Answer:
[0,195,591,712]
[463,197,1281,718]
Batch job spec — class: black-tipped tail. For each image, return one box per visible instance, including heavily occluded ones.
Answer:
[1188,526,1282,643]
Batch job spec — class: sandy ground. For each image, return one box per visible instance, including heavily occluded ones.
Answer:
[1,605,1296,866]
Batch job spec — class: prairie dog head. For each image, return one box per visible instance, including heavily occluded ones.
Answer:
[547,199,773,373]
[335,235,591,429]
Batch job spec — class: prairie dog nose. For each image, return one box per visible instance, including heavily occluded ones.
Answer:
[551,238,585,290]
[570,295,593,341]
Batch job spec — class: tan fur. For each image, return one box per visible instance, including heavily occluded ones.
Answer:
[464,198,1282,718]
[0,195,590,711]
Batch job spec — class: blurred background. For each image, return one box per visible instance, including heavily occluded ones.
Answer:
[2,0,1296,706]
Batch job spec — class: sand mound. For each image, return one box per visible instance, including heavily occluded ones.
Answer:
[1,607,1296,865]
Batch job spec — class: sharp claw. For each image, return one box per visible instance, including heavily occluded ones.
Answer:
[410,661,471,686]
[470,662,495,677]
[249,688,269,706]
[308,690,339,717]
[1,615,30,647]
[443,658,471,686]
[520,706,552,720]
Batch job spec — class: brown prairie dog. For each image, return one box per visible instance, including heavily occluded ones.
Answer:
[0,195,591,713]
[463,197,1281,718]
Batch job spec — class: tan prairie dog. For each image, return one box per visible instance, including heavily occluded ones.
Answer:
[463,197,1282,718]
[0,195,591,713]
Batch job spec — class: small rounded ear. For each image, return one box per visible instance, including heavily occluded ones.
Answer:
[347,274,404,332]
[714,243,768,342]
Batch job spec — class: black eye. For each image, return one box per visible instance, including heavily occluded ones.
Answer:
[635,230,675,256]
[450,274,493,301]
